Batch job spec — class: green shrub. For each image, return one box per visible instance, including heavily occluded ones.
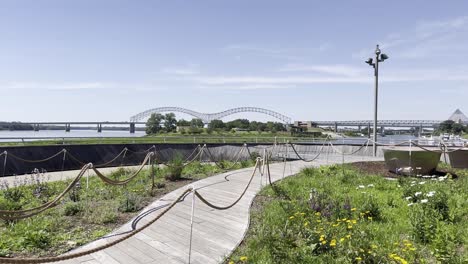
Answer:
[118,192,143,213]
[63,202,82,216]
[165,153,184,181]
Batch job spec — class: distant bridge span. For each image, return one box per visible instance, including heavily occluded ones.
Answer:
[130,107,293,124]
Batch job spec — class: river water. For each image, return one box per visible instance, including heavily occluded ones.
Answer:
[0,130,145,142]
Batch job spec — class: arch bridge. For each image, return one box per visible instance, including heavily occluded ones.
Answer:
[130,106,292,124]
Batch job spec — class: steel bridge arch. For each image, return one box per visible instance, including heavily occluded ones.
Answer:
[130,107,292,124]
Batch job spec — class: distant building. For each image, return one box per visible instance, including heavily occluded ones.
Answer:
[292,121,318,132]
[448,109,468,124]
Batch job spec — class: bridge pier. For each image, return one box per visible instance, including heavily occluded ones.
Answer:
[380,126,385,135]
[65,124,71,132]
[97,124,102,133]
[334,122,338,133]
[129,123,135,133]
[33,124,40,131]
[358,125,361,132]
[367,123,371,138]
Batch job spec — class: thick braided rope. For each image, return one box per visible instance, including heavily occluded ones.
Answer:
[329,140,369,155]
[125,145,156,155]
[0,164,92,220]
[0,188,192,264]
[164,145,204,170]
[193,158,260,210]
[92,152,153,185]
[289,141,326,162]
[367,139,410,147]
[202,144,247,170]
[0,152,153,219]
[66,147,129,167]
[6,149,66,163]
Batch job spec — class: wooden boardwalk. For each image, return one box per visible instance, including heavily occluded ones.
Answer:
[59,154,381,264]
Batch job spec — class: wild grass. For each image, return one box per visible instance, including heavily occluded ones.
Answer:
[229,165,467,264]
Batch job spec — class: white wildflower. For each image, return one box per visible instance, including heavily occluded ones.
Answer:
[420,199,428,203]
[407,203,414,206]
[405,197,412,200]
[358,185,365,189]
[411,181,416,184]
[367,184,375,188]
[419,182,426,185]
[415,192,422,196]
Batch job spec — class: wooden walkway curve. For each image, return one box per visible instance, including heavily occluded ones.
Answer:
[58,154,382,264]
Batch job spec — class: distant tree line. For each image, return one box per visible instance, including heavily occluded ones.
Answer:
[437,120,467,135]
[145,113,287,135]
[0,122,34,131]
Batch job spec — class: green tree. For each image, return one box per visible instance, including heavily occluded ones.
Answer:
[452,123,465,134]
[177,119,190,127]
[209,119,225,130]
[145,113,164,134]
[164,113,177,132]
[438,120,455,133]
[190,118,204,128]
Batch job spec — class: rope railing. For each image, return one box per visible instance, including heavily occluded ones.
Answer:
[193,158,260,210]
[66,147,129,167]
[0,163,93,221]
[0,188,192,264]
[288,141,326,162]
[328,139,370,156]
[0,152,155,220]
[202,144,248,170]
[6,149,67,163]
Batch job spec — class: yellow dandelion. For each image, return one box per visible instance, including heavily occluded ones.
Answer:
[300,212,305,216]
[351,208,357,211]
[315,212,321,216]
[304,221,309,227]
[355,257,362,261]
[229,261,234,264]
[339,238,345,242]
[371,245,378,249]
[352,220,357,224]
[409,247,416,251]
[240,256,248,262]
[289,216,295,220]
[330,239,337,247]
[347,225,353,229]
[321,240,327,245]
[367,216,373,220]
[316,220,321,223]
[346,234,351,239]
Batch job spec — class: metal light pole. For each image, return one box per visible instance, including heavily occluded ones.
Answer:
[366,44,388,156]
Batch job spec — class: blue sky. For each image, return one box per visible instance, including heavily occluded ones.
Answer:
[0,0,467,122]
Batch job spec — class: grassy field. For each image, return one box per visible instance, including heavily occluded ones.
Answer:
[0,131,328,146]
[0,159,254,258]
[229,164,467,264]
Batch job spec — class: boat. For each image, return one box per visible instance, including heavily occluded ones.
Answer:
[382,146,441,175]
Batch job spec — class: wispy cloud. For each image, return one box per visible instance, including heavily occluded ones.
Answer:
[0,82,109,91]
[160,64,200,75]
[279,64,366,77]
[222,44,301,60]
[354,16,468,59]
